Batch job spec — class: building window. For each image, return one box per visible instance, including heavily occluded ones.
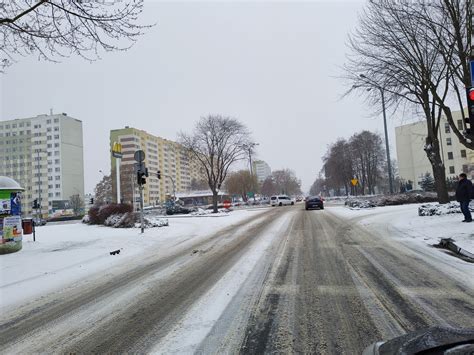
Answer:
[55,167,60,172]
[55,159,60,164]
[457,119,463,130]
[47,119,51,124]
[463,165,469,173]
[55,176,60,180]
[461,149,467,158]
[447,152,453,160]
[449,166,455,174]
[54,143,59,148]
[55,184,60,188]
[54,118,59,123]
[55,192,60,197]
[446,137,452,146]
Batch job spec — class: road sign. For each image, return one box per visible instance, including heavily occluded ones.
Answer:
[134,150,145,162]
[112,142,123,158]
[351,178,359,186]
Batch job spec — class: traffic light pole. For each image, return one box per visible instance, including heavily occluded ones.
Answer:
[380,88,394,194]
[139,183,144,234]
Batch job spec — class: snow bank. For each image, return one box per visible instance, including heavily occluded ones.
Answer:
[0,209,268,310]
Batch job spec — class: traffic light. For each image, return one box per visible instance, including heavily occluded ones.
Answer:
[465,87,474,134]
[90,198,94,205]
[137,167,148,185]
[157,170,161,179]
[32,199,39,209]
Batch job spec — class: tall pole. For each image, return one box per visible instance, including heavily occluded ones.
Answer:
[36,149,41,219]
[380,88,394,194]
[116,157,121,203]
[249,147,253,176]
[140,184,144,233]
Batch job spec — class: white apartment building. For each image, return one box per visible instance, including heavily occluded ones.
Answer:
[110,127,203,206]
[0,113,84,217]
[395,111,474,190]
[253,160,271,183]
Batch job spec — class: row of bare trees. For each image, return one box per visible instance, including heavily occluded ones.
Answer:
[345,0,473,203]
[314,131,388,196]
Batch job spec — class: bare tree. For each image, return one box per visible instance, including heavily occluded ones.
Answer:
[94,175,113,205]
[271,169,302,196]
[224,170,259,202]
[309,176,326,197]
[0,0,150,70]
[190,177,208,191]
[179,115,252,213]
[344,0,450,203]
[69,194,84,216]
[261,176,277,197]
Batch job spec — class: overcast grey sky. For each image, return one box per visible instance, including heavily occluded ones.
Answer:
[1,0,403,194]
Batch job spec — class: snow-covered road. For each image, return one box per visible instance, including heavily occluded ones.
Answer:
[0,204,472,354]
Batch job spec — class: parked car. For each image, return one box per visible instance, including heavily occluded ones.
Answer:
[305,196,324,210]
[270,195,295,206]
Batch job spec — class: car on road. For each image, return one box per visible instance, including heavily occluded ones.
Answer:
[305,196,324,210]
[270,195,295,206]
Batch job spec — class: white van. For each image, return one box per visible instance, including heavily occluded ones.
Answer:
[270,195,294,206]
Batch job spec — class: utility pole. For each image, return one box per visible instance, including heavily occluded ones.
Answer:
[36,149,41,219]
[380,88,394,194]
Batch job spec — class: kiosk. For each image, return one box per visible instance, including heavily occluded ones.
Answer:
[0,176,24,254]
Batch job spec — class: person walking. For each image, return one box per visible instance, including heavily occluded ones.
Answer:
[455,173,473,223]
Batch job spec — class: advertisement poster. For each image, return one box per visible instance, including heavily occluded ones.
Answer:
[2,216,23,244]
[0,196,11,215]
[10,192,22,216]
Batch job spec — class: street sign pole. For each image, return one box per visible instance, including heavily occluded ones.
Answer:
[134,150,146,234]
[140,184,144,234]
[116,157,121,203]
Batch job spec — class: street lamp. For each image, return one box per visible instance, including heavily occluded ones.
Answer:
[357,74,394,194]
[242,142,259,175]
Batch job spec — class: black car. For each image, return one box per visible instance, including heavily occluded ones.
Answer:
[305,196,324,210]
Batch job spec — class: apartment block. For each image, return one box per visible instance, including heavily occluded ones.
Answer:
[0,113,84,216]
[395,110,474,189]
[110,127,202,206]
[253,160,271,183]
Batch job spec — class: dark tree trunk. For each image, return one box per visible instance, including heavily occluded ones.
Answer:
[212,192,219,213]
[424,137,449,203]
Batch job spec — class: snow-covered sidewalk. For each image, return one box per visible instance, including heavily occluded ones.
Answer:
[329,203,474,257]
[0,209,269,310]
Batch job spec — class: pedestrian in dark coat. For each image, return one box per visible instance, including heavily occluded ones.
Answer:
[455,173,472,222]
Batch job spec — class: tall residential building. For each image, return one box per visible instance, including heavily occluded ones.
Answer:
[395,110,474,189]
[110,127,202,206]
[0,113,84,216]
[253,160,271,183]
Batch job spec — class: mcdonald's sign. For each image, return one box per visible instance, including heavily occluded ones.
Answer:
[112,142,123,158]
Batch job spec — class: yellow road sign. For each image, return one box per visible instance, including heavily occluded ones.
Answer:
[351,178,358,186]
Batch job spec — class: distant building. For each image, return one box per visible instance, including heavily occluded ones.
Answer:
[110,126,203,207]
[253,160,271,183]
[0,113,84,217]
[395,110,474,190]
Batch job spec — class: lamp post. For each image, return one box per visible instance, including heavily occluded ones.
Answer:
[356,75,394,194]
[242,142,259,175]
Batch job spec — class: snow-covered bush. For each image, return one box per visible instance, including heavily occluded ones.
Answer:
[104,212,137,228]
[418,201,473,216]
[82,214,90,224]
[88,203,133,225]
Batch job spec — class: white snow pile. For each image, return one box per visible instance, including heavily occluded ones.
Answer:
[104,212,168,228]
[190,208,231,216]
[140,217,169,228]
[418,201,473,216]
[345,199,377,209]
